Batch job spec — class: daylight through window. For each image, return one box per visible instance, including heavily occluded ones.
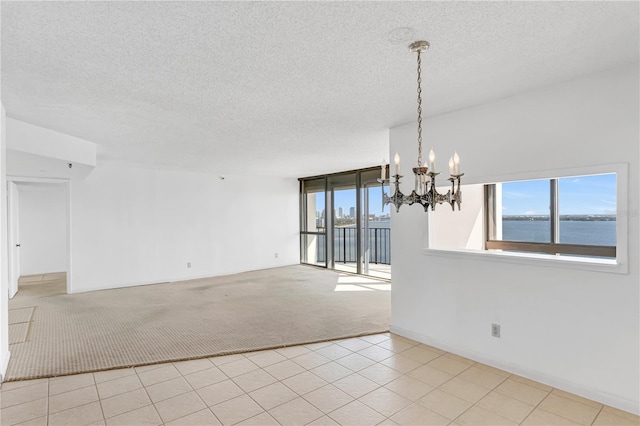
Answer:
[485,173,616,258]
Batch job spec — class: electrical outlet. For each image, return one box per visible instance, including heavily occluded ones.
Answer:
[275,253,278,258]
[187,262,191,268]
[491,323,501,338]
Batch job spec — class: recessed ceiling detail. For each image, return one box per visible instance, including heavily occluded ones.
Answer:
[387,27,415,45]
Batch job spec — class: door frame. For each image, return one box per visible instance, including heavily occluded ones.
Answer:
[7,181,19,298]
[6,177,71,295]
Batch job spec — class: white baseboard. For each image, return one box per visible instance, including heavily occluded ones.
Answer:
[0,350,11,382]
[68,263,300,294]
[390,325,640,416]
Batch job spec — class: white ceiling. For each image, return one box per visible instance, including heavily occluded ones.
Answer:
[2,1,638,178]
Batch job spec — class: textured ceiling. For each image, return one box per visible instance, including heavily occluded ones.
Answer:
[2,1,638,178]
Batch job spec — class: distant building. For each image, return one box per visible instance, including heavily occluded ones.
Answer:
[349,207,355,218]
[338,207,344,218]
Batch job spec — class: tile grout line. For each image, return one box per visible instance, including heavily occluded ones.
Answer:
[533,393,604,426]
[590,405,605,426]
[132,362,166,425]
[93,371,107,426]
[174,359,228,426]
[314,337,409,423]
[224,357,280,420]
[46,378,50,426]
[264,338,378,423]
[516,382,553,425]
[446,373,513,425]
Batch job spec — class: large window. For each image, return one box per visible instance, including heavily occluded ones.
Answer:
[486,173,616,258]
[299,167,391,278]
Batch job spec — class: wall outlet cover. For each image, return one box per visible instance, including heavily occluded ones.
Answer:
[492,323,501,338]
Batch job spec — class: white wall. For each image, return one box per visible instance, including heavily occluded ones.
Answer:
[390,64,639,414]
[69,164,299,293]
[17,183,68,276]
[0,104,10,380]
[429,184,484,250]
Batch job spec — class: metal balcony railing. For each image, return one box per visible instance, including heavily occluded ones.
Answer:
[316,227,390,265]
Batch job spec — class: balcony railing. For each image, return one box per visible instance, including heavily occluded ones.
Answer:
[316,227,390,265]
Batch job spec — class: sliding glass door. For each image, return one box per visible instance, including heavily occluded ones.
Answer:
[361,170,390,278]
[300,168,390,279]
[330,173,358,274]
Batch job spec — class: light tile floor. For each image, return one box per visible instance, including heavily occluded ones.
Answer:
[1,333,637,426]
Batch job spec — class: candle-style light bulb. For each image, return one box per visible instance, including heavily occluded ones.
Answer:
[429,148,436,172]
[449,157,454,175]
[394,152,400,175]
[453,151,460,175]
[380,158,386,181]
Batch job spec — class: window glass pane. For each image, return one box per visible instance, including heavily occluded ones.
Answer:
[301,178,325,232]
[301,233,325,266]
[558,174,616,246]
[333,186,357,273]
[333,187,356,227]
[501,179,550,243]
[303,190,325,232]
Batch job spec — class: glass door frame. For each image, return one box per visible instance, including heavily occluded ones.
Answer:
[299,166,389,277]
[328,172,360,273]
[299,177,328,268]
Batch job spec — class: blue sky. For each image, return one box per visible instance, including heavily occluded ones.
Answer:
[502,174,616,216]
[327,187,389,216]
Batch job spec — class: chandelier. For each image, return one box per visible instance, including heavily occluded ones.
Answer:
[379,41,463,212]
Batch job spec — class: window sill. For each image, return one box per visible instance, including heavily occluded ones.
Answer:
[423,247,627,275]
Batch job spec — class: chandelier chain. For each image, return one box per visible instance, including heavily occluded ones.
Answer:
[381,40,463,213]
[416,49,423,168]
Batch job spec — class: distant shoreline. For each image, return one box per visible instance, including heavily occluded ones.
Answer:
[502,215,616,222]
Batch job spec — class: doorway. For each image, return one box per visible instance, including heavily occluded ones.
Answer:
[7,180,70,297]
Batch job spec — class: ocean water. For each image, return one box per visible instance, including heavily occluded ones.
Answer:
[502,220,616,246]
[309,219,615,265]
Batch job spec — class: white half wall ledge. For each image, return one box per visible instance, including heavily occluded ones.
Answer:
[422,248,626,275]
[390,325,640,416]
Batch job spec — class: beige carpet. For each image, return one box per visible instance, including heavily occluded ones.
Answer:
[6,266,390,381]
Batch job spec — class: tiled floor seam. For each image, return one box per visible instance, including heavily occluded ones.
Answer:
[96,389,107,425]
[45,399,97,422]
[133,363,168,425]
[449,393,514,426]
[428,372,506,424]
[590,405,605,426]
[46,379,50,426]
[184,371,226,426]
[536,395,602,426]
[48,382,96,400]
[516,384,554,425]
